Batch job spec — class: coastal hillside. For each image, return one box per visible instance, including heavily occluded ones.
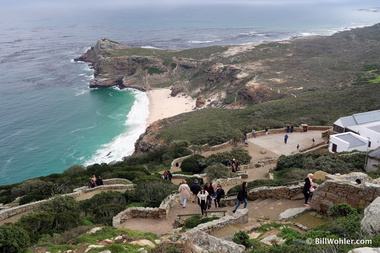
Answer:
[76,24,380,152]
[77,23,380,107]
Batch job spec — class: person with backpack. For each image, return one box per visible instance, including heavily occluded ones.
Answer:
[232,181,248,213]
[190,179,202,204]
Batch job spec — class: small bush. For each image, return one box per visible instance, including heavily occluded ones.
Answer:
[328,203,357,218]
[93,204,127,225]
[39,226,91,245]
[205,164,233,182]
[181,154,207,174]
[233,230,252,248]
[38,196,80,213]
[183,215,218,229]
[0,225,30,253]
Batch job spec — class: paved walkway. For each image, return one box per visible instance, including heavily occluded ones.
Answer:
[122,130,326,235]
[246,131,325,156]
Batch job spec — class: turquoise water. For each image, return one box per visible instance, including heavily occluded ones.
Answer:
[0,1,379,185]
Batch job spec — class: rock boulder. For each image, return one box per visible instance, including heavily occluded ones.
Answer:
[361,197,380,236]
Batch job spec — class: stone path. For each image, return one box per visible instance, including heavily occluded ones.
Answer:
[121,130,326,235]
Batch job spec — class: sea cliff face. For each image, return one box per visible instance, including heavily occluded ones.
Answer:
[75,38,283,107]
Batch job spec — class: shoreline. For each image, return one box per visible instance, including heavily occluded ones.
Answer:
[146,88,196,127]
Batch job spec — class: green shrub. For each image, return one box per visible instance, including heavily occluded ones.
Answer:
[206,148,252,167]
[39,226,91,245]
[233,230,252,248]
[16,212,56,243]
[19,193,46,205]
[274,153,364,174]
[205,163,233,182]
[93,204,126,226]
[183,215,217,229]
[63,164,86,176]
[80,191,127,216]
[38,196,80,213]
[123,177,177,207]
[181,154,207,174]
[328,203,357,218]
[0,225,30,253]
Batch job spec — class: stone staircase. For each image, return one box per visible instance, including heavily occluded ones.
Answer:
[210,198,304,238]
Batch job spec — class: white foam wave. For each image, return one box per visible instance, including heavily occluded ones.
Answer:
[189,40,217,44]
[70,124,96,134]
[141,45,161,49]
[84,90,149,166]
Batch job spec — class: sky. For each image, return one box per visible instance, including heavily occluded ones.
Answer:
[0,0,378,21]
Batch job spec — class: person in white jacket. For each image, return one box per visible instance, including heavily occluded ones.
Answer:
[178,180,191,208]
[197,187,209,215]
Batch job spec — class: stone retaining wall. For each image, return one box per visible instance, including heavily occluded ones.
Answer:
[214,176,242,187]
[247,126,331,139]
[103,178,132,185]
[299,143,329,154]
[208,141,231,151]
[0,179,134,222]
[312,180,380,212]
[222,184,303,207]
[171,173,206,180]
[113,193,179,227]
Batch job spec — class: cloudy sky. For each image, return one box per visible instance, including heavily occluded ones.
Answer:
[0,0,377,20]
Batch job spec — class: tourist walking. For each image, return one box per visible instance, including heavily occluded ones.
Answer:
[303,173,314,206]
[265,127,269,135]
[190,179,202,203]
[231,158,239,172]
[204,182,214,209]
[284,134,289,144]
[233,182,248,213]
[178,180,191,208]
[214,185,225,208]
[197,187,209,215]
[252,129,256,138]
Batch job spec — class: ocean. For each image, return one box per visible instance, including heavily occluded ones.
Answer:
[0,1,379,185]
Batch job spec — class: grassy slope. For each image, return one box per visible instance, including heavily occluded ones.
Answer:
[156,83,380,144]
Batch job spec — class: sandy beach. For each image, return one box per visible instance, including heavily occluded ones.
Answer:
[146,89,196,126]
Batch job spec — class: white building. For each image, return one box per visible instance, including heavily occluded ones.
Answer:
[329,132,369,153]
[330,110,380,153]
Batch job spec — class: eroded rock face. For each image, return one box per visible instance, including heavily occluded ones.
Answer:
[74,38,129,65]
[195,96,206,108]
[361,197,380,236]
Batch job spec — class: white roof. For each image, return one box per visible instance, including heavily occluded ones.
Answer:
[333,132,367,148]
[334,110,380,128]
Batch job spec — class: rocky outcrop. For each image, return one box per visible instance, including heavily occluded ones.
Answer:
[361,197,380,236]
[348,248,380,253]
[75,38,129,65]
[180,209,248,253]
